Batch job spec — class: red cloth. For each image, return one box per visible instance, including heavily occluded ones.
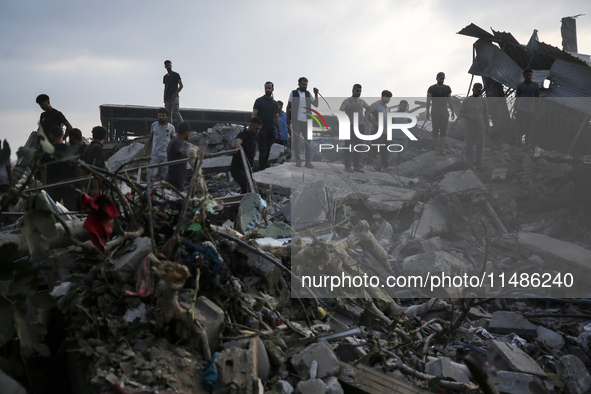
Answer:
[78,194,120,252]
[124,256,155,297]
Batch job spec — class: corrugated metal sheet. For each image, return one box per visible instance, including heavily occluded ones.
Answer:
[469,40,523,88]
[457,23,495,40]
[492,30,520,45]
[545,59,591,116]
[459,23,587,68]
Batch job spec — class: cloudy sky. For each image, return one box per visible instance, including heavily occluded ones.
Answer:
[1,0,589,159]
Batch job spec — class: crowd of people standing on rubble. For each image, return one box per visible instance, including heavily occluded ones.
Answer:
[0,59,542,210]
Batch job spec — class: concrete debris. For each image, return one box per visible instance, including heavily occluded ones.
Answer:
[489,311,538,336]
[557,355,591,394]
[410,200,449,239]
[536,325,565,349]
[487,340,547,377]
[425,357,472,384]
[5,106,591,394]
[491,371,549,394]
[438,169,486,196]
[290,342,340,380]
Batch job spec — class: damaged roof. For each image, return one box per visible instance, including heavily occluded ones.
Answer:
[458,22,591,116]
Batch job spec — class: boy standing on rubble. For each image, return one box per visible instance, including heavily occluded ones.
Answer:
[514,68,540,149]
[231,118,262,193]
[165,122,191,192]
[146,107,175,181]
[459,83,490,167]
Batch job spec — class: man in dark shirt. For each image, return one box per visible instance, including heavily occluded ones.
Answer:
[514,68,540,148]
[163,60,184,126]
[43,126,78,209]
[69,128,87,158]
[252,82,281,170]
[426,72,455,155]
[82,126,107,197]
[165,122,191,191]
[36,94,73,141]
[231,118,262,193]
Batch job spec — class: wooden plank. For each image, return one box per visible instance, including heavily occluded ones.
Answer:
[338,362,429,394]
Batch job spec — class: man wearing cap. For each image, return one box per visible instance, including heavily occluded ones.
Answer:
[426,72,455,155]
[459,83,490,166]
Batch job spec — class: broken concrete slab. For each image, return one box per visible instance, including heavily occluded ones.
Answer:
[491,167,508,182]
[487,340,546,377]
[491,371,548,394]
[323,376,344,394]
[509,232,591,283]
[106,142,145,171]
[396,151,462,178]
[489,311,537,337]
[215,344,264,394]
[364,188,419,213]
[425,357,472,384]
[557,355,591,394]
[291,180,327,230]
[337,362,429,393]
[253,161,419,202]
[290,341,340,380]
[0,369,27,394]
[410,201,449,239]
[296,379,329,394]
[223,336,270,382]
[438,169,486,196]
[536,326,565,349]
[111,237,152,283]
[191,296,224,354]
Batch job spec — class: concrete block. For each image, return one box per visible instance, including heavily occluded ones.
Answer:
[491,371,548,394]
[411,201,449,239]
[489,311,537,337]
[364,188,418,213]
[106,142,145,171]
[491,167,508,181]
[425,357,471,384]
[487,340,546,377]
[514,233,591,282]
[323,376,344,394]
[375,221,394,247]
[536,326,565,349]
[193,296,224,353]
[111,237,152,283]
[291,180,327,230]
[215,337,266,394]
[439,170,486,196]
[296,379,329,394]
[291,341,340,380]
[557,355,591,394]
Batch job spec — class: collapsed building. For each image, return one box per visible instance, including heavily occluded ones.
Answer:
[457,16,591,155]
[3,19,591,394]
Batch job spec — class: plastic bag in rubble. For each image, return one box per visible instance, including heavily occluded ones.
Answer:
[188,196,223,231]
[202,351,219,392]
[124,255,155,297]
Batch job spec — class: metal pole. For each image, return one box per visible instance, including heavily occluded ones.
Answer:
[239,149,256,193]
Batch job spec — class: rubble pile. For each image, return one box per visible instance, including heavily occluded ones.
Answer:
[2,122,591,393]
